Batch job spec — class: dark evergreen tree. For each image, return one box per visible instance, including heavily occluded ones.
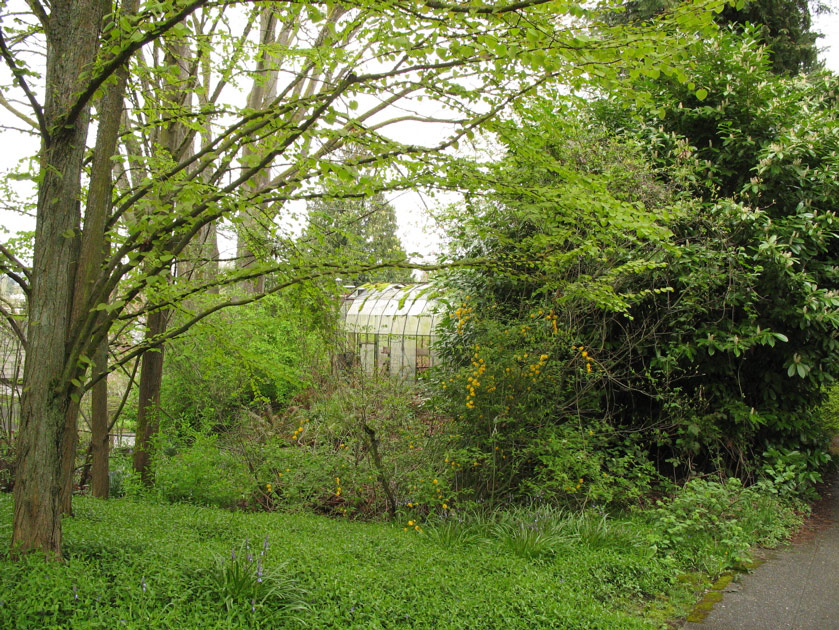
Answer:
[613,0,822,74]
[304,194,413,285]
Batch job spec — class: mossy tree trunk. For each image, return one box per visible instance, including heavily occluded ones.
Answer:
[11,0,107,559]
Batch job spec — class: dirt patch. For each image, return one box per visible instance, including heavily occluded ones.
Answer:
[788,469,838,544]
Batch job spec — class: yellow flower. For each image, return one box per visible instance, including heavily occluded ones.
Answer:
[442,503,448,509]
[408,520,414,526]
[578,478,584,484]
[432,479,438,484]
[266,483,272,492]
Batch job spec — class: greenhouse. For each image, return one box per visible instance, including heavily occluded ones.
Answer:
[340,284,443,380]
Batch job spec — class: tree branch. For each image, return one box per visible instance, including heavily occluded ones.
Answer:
[421,0,555,14]
[0,243,32,291]
[0,92,38,129]
[59,0,212,129]
[24,0,49,30]
[0,302,27,347]
[0,28,48,142]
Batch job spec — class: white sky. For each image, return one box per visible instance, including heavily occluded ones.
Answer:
[1,11,838,264]
[814,7,839,72]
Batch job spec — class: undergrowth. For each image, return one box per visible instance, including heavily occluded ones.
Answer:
[0,481,804,629]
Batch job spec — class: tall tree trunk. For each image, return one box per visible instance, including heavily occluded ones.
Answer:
[235,7,283,294]
[90,338,109,498]
[132,310,166,484]
[59,398,81,515]
[56,0,138,516]
[12,0,106,559]
[131,37,191,482]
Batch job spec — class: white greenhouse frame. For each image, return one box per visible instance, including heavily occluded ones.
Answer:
[340,284,442,379]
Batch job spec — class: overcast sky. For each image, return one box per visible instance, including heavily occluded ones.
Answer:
[814,7,839,72]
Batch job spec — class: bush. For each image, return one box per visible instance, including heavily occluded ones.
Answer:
[650,477,801,575]
[431,300,665,508]
[253,375,455,518]
[161,291,330,432]
[154,435,255,509]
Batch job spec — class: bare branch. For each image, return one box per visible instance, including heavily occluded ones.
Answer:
[0,243,32,287]
[24,0,49,29]
[0,92,38,129]
[0,28,48,142]
[421,0,555,14]
[0,302,27,347]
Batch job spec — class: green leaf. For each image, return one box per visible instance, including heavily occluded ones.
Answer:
[695,88,708,101]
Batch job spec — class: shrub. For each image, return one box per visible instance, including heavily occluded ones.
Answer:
[154,435,255,509]
[431,303,664,508]
[161,291,330,432]
[650,477,801,574]
[253,375,455,518]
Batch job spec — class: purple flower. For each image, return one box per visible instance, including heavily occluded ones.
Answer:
[231,549,237,561]
[257,560,263,583]
[247,553,253,563]
[141,577,147,593]
[73,585,78,601]
[251,599,256,613]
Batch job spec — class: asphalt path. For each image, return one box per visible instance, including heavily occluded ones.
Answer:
[681,469,839,630]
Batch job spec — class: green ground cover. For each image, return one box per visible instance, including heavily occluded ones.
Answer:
[0,487,801,630]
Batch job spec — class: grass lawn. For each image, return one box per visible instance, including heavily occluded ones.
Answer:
[0,494,697,630]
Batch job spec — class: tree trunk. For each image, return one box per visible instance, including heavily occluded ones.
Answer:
[59,397,81,516]
[131,35,194,482]
[12,0,106,559]
[56,0,137,516]
[235,7,282,294]
[90,339,109,498]
[132,309,166,484]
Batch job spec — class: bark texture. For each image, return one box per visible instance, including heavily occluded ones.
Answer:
[90,339,109,498]
[57,0,137,515]
[132,310,166,485]
[12,0,106,558]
